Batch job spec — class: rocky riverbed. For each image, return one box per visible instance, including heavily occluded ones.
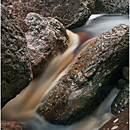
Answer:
[1,1,129,130]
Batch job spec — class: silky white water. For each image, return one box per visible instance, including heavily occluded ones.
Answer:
[72,14,129,38]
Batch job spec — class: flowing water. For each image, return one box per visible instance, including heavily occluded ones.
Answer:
[2,14,129,130]
[23,87,120,130]
[72,14,129,38]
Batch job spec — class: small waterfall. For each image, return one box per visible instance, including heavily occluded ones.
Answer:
[2,14,128,130]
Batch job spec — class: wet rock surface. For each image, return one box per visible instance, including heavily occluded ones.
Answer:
[25,13,68,77]
[94,0,129,14]
[99,107,129,130]
[111,83,129,115]
[1,2,129,129]
[1,5,31,108]
[37,24,129,125]
[2,0,95,31]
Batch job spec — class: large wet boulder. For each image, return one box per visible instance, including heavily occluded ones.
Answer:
[1,5,31,108]
[37,24,129,125]
[25,13,68,77]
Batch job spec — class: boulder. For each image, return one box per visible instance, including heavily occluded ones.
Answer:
[1,7,69,107]
[94,0,129,14]
[2,0,129,31]
[1,5,31,108]
[25,13,68,77]
[37,24,129,125]
[111,83,129,115]
[2,0,95,31]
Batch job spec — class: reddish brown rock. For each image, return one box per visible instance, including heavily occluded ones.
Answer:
[2,0,129,32]
[1,6,69,109]
[1,5,31,108]
[94,0,129,14]
[99,107,129,130]
[111,83,129,115]
[25,13,68,77]
[2,0,95,31]
[37,24,129,125]
[1,121,27,130]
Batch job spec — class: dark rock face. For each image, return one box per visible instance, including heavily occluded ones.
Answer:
[2,0,95,31]
[117,78,128,89]
[99,107,129,130]
[111,83,129,115]
[1,8,69,107]
[94,0,129,14]
[1,5,31,108]
[25,13,68,77]
[122,67,129,80]
[37,24,129,125]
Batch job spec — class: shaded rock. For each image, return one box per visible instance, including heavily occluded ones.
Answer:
[25,13,68,77]
[37,24,129,125]
[117,78,128,89]
[2,0,95,31]
[1,5,31,108]
[122,67,129,80]
[99,107,129,130]
[111,83,129,115]
[94,0,129,14]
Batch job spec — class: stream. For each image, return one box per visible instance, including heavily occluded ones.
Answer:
[2,14,128,130]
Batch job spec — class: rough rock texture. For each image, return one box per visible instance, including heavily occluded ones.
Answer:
[1,5,31,108]
[2,0,95,31]
[111,83,129,115]
[1,121,26,130]
[25,13,68,77]
[2,0,129,31]
[99,107,129,130]
[37,24,129,125]
[94,0,129,14]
